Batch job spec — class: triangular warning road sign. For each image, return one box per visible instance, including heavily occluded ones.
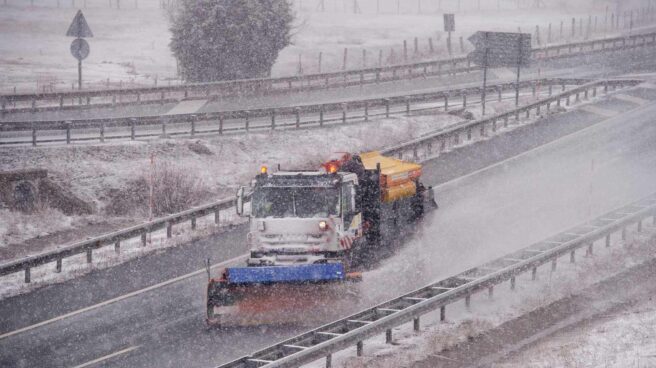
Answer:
[66,10,93,38]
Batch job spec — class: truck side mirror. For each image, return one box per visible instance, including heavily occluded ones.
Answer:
[236,186,245,216]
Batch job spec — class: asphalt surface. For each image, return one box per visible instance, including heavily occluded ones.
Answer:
[1,83,655,367]
[2,45,656,124]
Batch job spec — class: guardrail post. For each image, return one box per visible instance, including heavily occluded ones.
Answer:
[115,241,120,254]
[515,109,520,122]
[59,95,64,108]
[454,132,460,146]
[191,215,197,230]
[510,276,516,290]
[444,95,449,111]
[465,294,471,309]
[86,248,92,263]
[32,127,37,146]
[570,250,575,263]
[532,84,536,97]
[356,341,363,356]
[65,121,71,144]
[136,93,141,103]
[492,119,497,132]
[536,105,541,116]
[319,106,324,126]
[31,98,36,112]
[467,128,472,141]
[592,87,597,97]
[413,316,420,331]
[214,209,220,224]
[130,118,136,140]
[86,96,91,105]
[25,268,30,283]
[566,95,571,106]
[462,93,467,108]
[547,102,551,112]
[551,258,557,271]
[166,222,172,238]
[488,286,494,298]
[161,118,167,136]
[99,121,105,143]
[160,92,165,104]
[141,232,147,246]
[219,114,226,134]
[190,115,196,137]
[531,267,537,280]
[295,107,301,128]
[55,258,62,273]
[503,116,509,128]
[385,329,392,343]
[548,85,553,96]
[575,92,580,102]
[586,242,593,256]
[384,99,390,118]
[364,102,369,122]
[526,109,530,119]
[342,103,347,123]
[325,354,332,368]
[557,97,561,107]
[497,86,501,102]
[561,83,566,92]
[405,97,410,115]
[271,110,276,130]
[440,306,446,321]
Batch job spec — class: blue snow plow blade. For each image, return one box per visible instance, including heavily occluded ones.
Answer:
[226,263,345,284]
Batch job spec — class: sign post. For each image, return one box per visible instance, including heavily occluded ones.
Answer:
[468,31,531,114]
[66,10,93,90]
[444,14,455,55]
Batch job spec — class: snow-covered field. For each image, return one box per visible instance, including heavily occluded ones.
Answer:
[0,0,626,93]
[304,224,656,368]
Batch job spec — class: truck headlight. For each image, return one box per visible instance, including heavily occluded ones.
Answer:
[318,220,328,231]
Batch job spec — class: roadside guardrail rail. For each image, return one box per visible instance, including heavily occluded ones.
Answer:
[0,77,619,146]
[214,192,656,368]
[1,30,655,114]
[0,77,642,287]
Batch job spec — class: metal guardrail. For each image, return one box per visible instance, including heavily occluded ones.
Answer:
[214,192,656,368]
[0,78,600,146]
[1,30,655,114]
[0,197,238,283]
[381,78,642,161]
[0,77,641,288]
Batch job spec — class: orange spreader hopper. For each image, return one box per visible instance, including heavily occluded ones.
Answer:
[360,151,423,203]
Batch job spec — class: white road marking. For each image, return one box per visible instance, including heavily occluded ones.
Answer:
[4,97,655,341]
[0,254,247,340]
[71,345,140,368]
[614,93,649,105]
[579,105,618,118]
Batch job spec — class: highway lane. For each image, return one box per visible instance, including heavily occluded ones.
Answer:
[2,46,656,124]
[1,86,656,367]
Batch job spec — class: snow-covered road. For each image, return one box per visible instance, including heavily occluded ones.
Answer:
[1,84,655,367]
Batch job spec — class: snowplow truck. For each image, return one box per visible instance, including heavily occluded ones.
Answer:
[206,151,437,326]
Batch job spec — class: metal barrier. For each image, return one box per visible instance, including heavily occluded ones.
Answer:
[0,197,238,283]
[381,79,642,161]
[1,30,655,114]
[0,77,642,286]
[214,192,656,368]
[0,78,601,146]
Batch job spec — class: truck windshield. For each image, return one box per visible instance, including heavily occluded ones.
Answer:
[252,187,339,218]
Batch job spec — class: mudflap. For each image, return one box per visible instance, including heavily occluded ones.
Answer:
[206,276,361,328]
[421,185,438,211]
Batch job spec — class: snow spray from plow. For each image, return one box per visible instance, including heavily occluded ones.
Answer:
[205,151,437,327]
[213,192,656,368]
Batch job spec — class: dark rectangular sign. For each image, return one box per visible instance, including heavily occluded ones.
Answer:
[467,32,531,68]
[444,14,455,32]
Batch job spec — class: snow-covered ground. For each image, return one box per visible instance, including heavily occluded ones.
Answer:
[0,112,461,251]
[0,0,629,93]
[500,299,656,368]
[303,225,656,368]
